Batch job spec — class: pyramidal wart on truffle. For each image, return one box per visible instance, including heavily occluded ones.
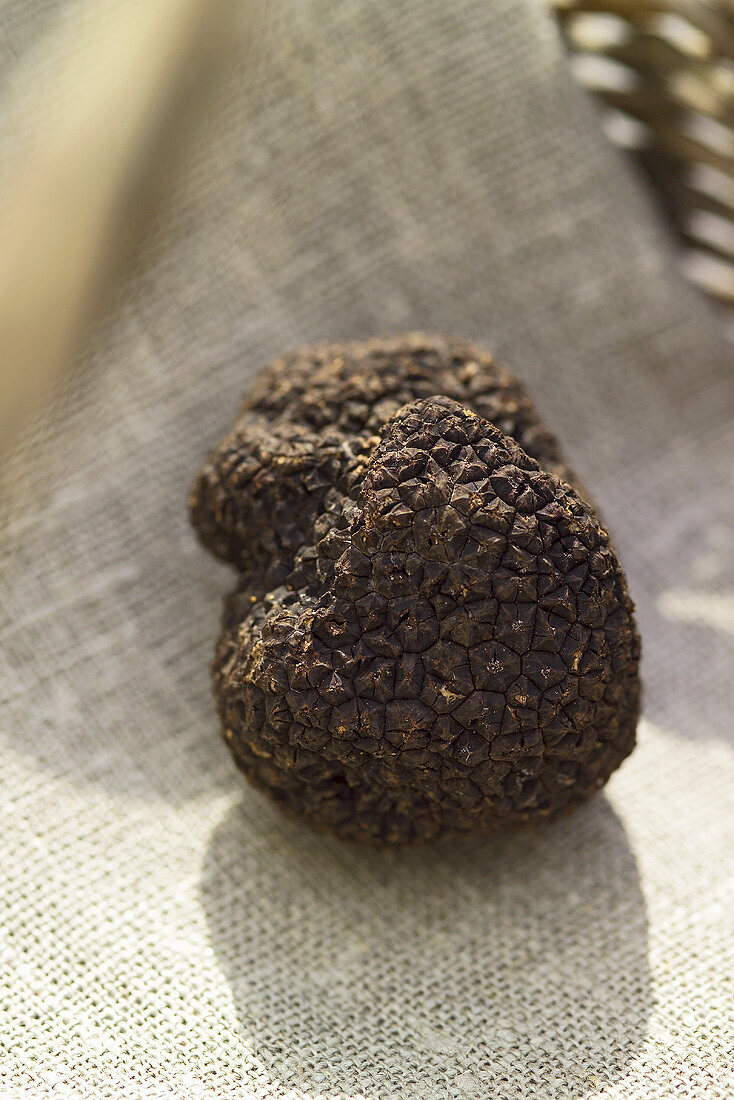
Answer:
[190,333,641,844]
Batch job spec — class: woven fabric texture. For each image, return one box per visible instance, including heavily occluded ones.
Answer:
[1,1,733,1097]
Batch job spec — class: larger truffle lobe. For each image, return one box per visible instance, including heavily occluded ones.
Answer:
[191,334,640,844]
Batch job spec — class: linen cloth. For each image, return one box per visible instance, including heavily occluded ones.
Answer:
[1,1,733,1097]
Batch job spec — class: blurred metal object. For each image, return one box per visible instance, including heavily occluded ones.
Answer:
[552,0,734,313]
[0,0,251,455]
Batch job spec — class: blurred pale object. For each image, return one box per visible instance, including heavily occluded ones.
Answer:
[552,0,734,319]
[0,0,251,452]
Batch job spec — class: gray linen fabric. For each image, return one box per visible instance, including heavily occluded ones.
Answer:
[1,1,733,1097]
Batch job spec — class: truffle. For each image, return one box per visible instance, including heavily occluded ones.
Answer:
[190,333,640,844]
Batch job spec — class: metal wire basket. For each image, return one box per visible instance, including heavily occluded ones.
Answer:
[552,0,734,314]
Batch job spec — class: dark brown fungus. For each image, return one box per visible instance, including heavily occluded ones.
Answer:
[190,333,640,843]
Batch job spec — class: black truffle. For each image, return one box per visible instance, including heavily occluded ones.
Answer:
[190,333,640,844]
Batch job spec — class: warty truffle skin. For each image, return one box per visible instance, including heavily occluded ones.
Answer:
[190,333,641,844]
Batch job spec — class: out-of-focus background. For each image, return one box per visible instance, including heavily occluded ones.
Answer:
[0,0,251,452]
[555,0,734,323]
[0,2,732,1098]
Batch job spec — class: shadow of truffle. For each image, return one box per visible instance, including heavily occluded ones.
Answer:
[201,794,651,1099]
